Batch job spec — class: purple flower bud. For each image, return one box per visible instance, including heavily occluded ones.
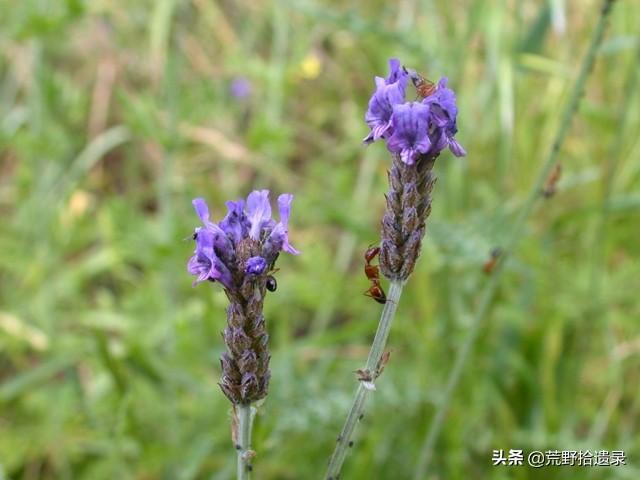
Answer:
[448,137,467,157]
[245,256,268,275]
[240,371,259,399]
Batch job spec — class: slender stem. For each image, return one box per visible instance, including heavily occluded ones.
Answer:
[587,40,640,312]
[325,280,404,479]
[584,42,640,445]
[413,2,617,478]
[236,403,254,480]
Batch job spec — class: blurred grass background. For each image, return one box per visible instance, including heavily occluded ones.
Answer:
[1,0,639,479]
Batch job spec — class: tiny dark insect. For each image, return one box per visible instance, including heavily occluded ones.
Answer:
[542,163,562,198]
[183,230,199,242]
[482,247,503,275]
[355,368,373,382]
[413,74,437,98]
[266,275,277,292]
[404,67,437,99]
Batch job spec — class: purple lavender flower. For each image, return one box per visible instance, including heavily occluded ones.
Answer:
[367,60,466,281]
[230,76,252,99]
[188,189,299,406]
[364,62,466,163]
[188,190,299,288]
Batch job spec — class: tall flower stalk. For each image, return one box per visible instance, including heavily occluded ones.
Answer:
[325,59,465,479]
[187,190,299,479]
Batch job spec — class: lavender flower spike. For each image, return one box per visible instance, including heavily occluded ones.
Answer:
[326,59,466,480]
[187,190,299,404]
[370,65,466,280]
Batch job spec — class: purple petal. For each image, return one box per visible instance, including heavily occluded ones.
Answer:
[262,193,300,258]
[415,133,432,155]
[220,199,249,244]
[400,147,418,165]
[246,190,272,240]
[386,58,408,84]
[449,137,467,157]
[277,193,299,255]
[423,77,458,123]
[387,102,431,164]
[364,77,407,144]
[429,129,449,155]
[192,198,237,261]
[188,229,233,288]
[387,58,401,82]
[192,198,210,224]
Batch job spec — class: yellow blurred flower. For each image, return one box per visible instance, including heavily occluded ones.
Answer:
[61,190,94,226]
[299,53,322,80]
[69,190,93,218]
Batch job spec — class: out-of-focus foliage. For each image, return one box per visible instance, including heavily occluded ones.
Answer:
[1,0,639,478]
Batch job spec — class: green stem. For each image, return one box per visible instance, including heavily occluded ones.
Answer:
[325,280,405,479]
[587,40,640,313]
[236,403,254,480]
[412,1,617,477]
